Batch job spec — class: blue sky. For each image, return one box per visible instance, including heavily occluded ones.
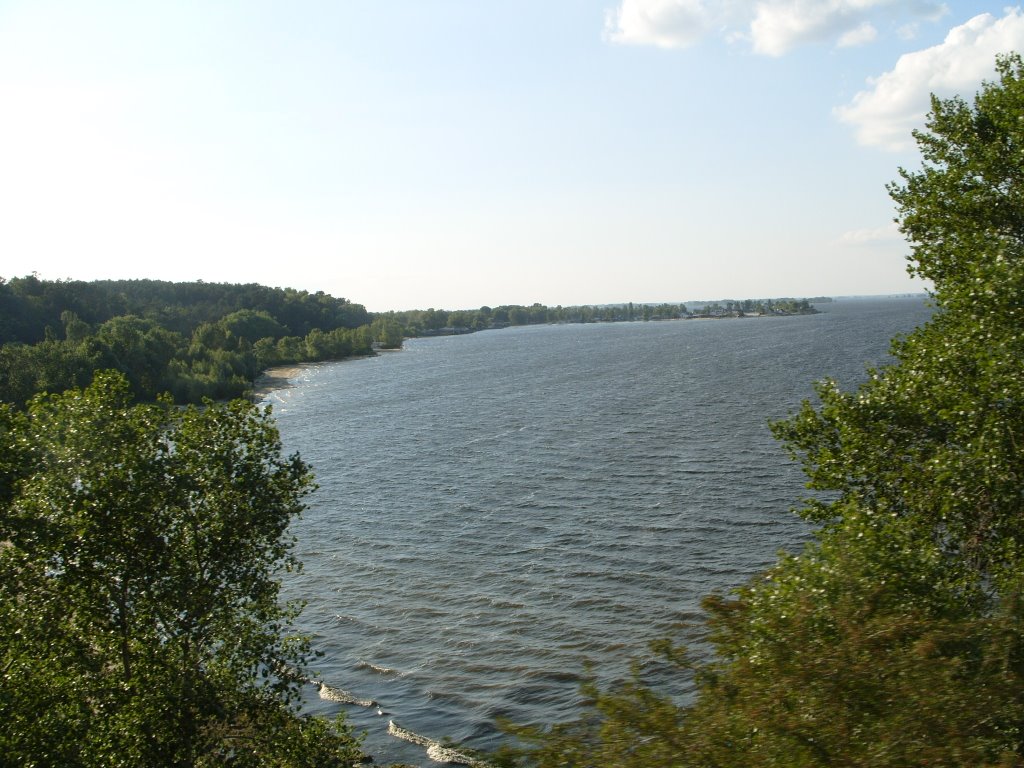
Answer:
[1,1,1020,311]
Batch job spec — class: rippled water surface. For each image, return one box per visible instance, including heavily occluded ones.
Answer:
[265,297,932,764]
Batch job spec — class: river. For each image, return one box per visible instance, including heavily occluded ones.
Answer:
[263,296,933,764]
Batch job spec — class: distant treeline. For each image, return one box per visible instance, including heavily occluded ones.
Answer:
[381,297,818,337]
[0,275,819,406]
[0,275,403,406]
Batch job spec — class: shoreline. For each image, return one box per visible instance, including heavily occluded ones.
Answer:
[251,364,311,397]
[252,352,393,398]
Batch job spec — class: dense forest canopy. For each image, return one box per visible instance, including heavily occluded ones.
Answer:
[0,276,370,344]
[0,277,392,405]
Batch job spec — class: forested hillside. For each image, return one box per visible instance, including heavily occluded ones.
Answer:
[0,277,402,405]
[0,277,371,344]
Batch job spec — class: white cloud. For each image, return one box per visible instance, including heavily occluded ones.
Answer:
[750,0,945,56]
[835,9,1024,151]
[604,0,713,49]
[838,21,879,48]
[603,0,946,53]
[751,0,867,56]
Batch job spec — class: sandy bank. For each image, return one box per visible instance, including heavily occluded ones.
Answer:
[252,350,398,398]
[251,365,310,397]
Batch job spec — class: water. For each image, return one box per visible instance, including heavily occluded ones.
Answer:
[264,297,933,764]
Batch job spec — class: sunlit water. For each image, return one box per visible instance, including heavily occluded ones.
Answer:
[264,297,932,764]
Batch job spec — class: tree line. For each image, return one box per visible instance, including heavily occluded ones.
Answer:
[0,278,404,406]
[0,275,818,407]
[0,277,371,344]
[379,297,817,337]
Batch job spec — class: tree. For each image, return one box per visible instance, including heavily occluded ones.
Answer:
[371,316,405,349]
[519,53,1024,767]
[220,309,288,344]
[96,315,184,398]
[0,371,362,766]
[778,53,1024,589]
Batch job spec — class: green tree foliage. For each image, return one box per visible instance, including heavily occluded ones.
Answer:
[518,53,1024,768]
[0,279,369,345]
[370,316,405,349]
[0,279,391,406]
[96,315,184,399]
[0,372,362,766]
[219,309,289,344]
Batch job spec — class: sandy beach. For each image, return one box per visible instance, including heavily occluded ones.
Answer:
[252,365,307,397]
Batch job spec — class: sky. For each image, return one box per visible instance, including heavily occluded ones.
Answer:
[1,1,1021,311]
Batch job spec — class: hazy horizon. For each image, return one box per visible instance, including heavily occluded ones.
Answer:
[5,271,931,315]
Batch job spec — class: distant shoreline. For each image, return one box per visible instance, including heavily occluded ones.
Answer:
[250,302,838,395]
